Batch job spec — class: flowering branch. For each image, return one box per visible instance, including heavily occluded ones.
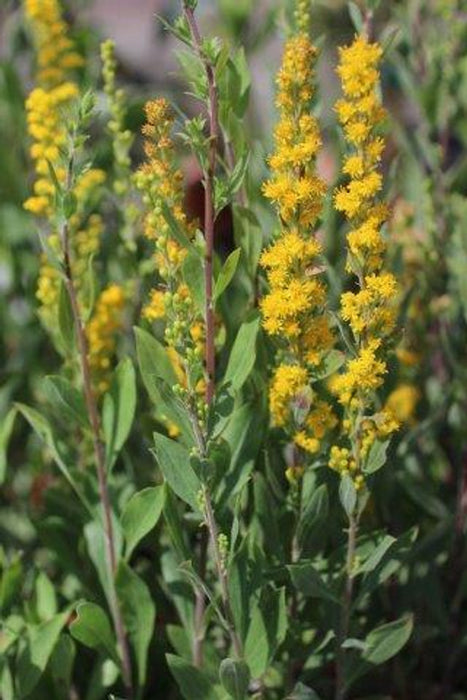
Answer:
[183,1,218,406]
[61,132,133,699]
[182,0,243,661]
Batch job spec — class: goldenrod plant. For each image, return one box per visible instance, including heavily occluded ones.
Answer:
[1,0,467,698]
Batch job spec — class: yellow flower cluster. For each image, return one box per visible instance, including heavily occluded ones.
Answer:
[270,365,309,428]
[385,384,419,425]
[101,40,132,195]
[331,339,387,406]
[135,99,194,284]
[24,0,107,337]
[100,40,138,244]
[143,289,167,322]
[23,83,78,217]
[87,285,126,394]
[261,4,336,457]
[340,272,397,336]
[329,446,362,488]
[24,0,83,88]
[135,98,206,424]
[330,35,399,489]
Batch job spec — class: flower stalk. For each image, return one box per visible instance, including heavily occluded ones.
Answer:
[182,0,243,662]
[61,133,133,700]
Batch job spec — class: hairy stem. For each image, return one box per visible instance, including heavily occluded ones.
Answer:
[62,224,133,697]
[335,513,358,700]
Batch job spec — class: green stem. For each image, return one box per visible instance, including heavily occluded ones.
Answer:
[61,141,133,697]
[335,513,358,700]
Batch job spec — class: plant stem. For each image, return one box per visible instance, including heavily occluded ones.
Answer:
[193,527,208,666]
[335,513,358,700]
[62,224,133,698]
[203,486,243,658]
[183,1,218,405]
[182,3,243,660]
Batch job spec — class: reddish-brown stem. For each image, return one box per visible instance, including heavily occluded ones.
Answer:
[183,2,243,661]
[183,2,218,406]
[62,227,133,698]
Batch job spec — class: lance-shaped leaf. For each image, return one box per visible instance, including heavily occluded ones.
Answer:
[152,433,201,511]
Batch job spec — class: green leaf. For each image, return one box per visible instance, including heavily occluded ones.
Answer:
[219,658,250,700]
[121,486,165,560]
[134,328,193,442]
[160,200,197,253]
[224,312,260,391]
[84,516,123,606]
[49,633,76,689]
[288,684,322,700]
[153,377,194,441]
[310,350,346,381]
[14,403,93,516]
[244,587,287,679]
[232,205,262,278]
[217,399,266,510]
[0,659,13,700]
[356,527,418,605]
[163,487,191,560]
[356,534,396,575]
[16,610,69,698]
[42,375,88,428]
[183,252,206,315]
[297,483,329,554]
[116,562,156,688]
[0,553,22,615]
[70,602,119,665]
[134,326,178,391]
[253,474,284,559]
[363,614,413,665]
[363,439,389,474]
[0,407,16,484]
[35,571,57,621]
[226,152,250,201]
[214,248,241,302]
[166,654,221,700]
[152,433,201,511]
[81,253,98,322]
[178,560,228,631]
[348,1,363,31]
[102,358,136,471]
[288,562,340,604]
[339,474,357,517]
[58,280,75,355]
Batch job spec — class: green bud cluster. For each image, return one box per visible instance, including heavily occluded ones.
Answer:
[218,533,229,573]
[100,39,137,243]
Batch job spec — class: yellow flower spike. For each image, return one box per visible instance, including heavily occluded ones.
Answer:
[24,0,108,337]
[86,285,126,394]
[24,0,84,89]
[330,34,400,491]
[143,289,167,322]
[260,7,335,466]
[136,98,205,421]
[269,364,309,428]
[136,99,195,292]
